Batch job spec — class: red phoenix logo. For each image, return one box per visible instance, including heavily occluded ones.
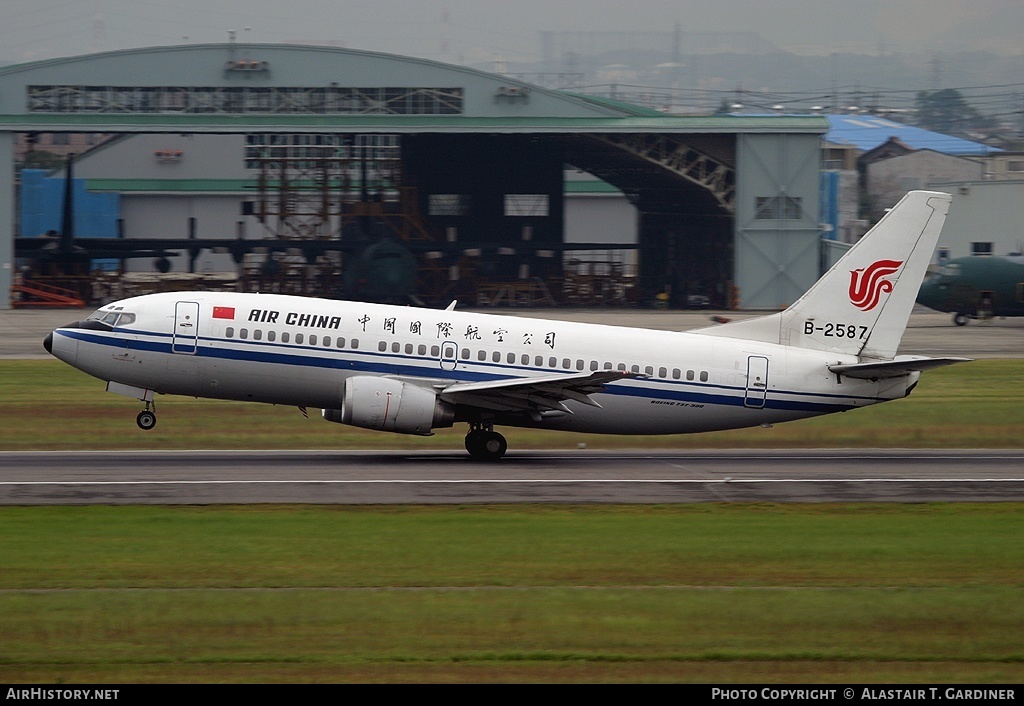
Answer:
[849,259,903,311]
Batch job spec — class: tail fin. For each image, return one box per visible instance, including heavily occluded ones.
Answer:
[700,190,952,361]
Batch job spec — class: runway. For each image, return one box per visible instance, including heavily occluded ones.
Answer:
[2,449,1023,504]
[4,310,1021,506]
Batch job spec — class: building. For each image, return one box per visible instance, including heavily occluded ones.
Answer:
[3,44,828,310]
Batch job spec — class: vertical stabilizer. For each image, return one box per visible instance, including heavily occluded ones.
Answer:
[699,190,951,361]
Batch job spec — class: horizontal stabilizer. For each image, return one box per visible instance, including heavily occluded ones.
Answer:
[828,356,972,380]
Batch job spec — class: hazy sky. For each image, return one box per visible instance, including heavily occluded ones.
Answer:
[5,0,1024,66]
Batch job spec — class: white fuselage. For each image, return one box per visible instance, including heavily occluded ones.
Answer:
[48,291,914,436]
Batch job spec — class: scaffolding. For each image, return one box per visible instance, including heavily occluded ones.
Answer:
[243,135,472,303]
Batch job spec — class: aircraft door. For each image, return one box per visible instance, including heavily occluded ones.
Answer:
[744,355,769,408]
[172,301,200,354]
[439,340,458,371]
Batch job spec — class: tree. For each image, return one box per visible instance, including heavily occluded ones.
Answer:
[914,89,993,136]
[19,149,63,171]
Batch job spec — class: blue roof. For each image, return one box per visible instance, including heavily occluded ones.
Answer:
[825,114,1000,155]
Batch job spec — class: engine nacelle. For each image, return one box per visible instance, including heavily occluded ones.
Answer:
[322,376,455,436]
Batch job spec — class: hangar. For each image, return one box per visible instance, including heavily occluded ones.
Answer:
[1,43,827,310]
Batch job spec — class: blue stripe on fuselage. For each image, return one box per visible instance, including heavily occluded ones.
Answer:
[58,328,870,414]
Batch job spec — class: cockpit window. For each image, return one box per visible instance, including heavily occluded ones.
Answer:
[930,263,962,284]
[86,308,135,327]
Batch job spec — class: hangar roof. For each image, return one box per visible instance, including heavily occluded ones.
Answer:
[825,114,1000,155]
[0,43,827,136]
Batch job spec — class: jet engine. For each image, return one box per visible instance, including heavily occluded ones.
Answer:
[322,376,455,435]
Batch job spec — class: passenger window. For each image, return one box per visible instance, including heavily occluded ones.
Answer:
[659,367,667,378]
[576,360,584,371]
[549,357,557,368]
[281,332,290,343]
[604,362,613,370]
[378,341,387,352]
[522,354,530,365]
[700,371,709,382]
[337,338,346,348]
[310,335,318,346]
[631,365,640,374]
[352,339,359,349]
[461,348,470,359]
[226,327,234,337]
[562,358,571,369]
[268,331,276,342]
[295,334,304,344]
[687,370,695,381]
[672,369,681,379]
[492,351,501,363]
[507,352,515,364]
[430,345,439,356]
[617,363,627,371]
[392,342,400,353]
[406,344,414,354]
[417,344,426,355]
[535,356,544,366]
[253,330,263,341]
[478,350,487,361]
[323,336,331,347]
[645,366,653,375]
[240,328,248,340]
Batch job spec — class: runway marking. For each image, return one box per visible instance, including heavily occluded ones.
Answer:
[4,478,1024,486]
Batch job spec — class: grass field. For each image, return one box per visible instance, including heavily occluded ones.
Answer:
[1,360,1023,683]
[1,504,1023,683]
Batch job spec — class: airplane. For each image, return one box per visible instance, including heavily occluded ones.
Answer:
[916,254,1024,325]
[44,190,970,461]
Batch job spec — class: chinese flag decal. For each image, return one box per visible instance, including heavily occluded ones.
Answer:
[212,306,235,320]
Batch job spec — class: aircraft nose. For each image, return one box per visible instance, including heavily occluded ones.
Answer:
[45,321,87,365]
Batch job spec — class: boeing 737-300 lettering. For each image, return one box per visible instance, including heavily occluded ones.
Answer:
[44,191,970,460]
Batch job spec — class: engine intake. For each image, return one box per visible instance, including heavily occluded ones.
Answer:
[322,376,455,435]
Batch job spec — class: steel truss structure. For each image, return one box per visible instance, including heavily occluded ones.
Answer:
[595,134,736,212]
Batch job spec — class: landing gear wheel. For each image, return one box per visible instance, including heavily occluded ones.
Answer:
[465,429,507,461]
[465,429,485,456]
[953,312,969,326]
[136,410,157,430]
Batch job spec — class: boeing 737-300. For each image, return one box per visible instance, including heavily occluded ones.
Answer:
[44,190,970,460]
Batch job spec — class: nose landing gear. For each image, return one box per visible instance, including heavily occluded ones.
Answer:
[465,424,507,461]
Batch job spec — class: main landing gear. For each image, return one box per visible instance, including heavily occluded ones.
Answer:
[465,424,507,462]
[136,401,157,430]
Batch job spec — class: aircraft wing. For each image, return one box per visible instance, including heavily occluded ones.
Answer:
[828,356,972,380]
[439,370,637,414]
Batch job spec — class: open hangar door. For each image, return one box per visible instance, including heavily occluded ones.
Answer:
[561,133,737,309]
[401,133,567,298]
[635,194,735,309]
